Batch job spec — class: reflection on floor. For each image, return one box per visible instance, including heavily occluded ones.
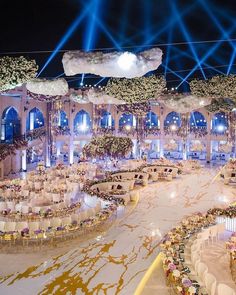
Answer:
[0,166,235,295]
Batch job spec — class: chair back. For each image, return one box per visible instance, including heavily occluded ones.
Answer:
[204,272,216,295]
[217,283,236,295]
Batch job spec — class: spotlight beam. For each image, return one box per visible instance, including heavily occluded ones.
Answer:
[37,3,92,77]
[170,46,225,75]
[227,47,236,75]
[84,0,99,51]
[177,24,236,87]
[80,0,121,50]
[171,1,206,79]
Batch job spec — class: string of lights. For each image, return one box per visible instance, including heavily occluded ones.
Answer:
[0,38,236,55]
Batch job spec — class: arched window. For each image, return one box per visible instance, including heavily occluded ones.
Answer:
[26,108,44,131]
[212,112,228,133]
[190,111,207,128]
[58,110,68,127]
[164,112,181,128]
[100,110,114,128]
[145,111,159,128]
[1,107,21,143]
[119,113,136,128]
[74,110,92,133]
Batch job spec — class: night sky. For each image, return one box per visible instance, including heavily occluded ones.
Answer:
[0,0,236,90]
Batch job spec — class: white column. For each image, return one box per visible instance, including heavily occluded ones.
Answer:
[21,150,27,171]
[20,94,27,171]
[29,112,34,130]
[68,108,74,165]
[159,113,164,158]
[206,113,212,162]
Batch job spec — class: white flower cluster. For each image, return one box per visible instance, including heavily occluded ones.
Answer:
[0,56,38,92]
[105,75,166,104]
[62,48,163,78]
[26,78,68,96]
[159,93,211,113]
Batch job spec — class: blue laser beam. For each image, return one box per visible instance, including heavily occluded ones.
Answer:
[37,3,92,77]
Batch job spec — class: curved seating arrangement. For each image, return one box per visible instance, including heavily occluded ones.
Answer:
[142,165,179,181]
[90,180,136,205]
[161,212,236,295]
[223,169,236,185]
[111,171,149,186]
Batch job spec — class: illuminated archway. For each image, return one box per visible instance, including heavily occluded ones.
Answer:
[164,111,181,128]
[145,111,159,128]
[26,107,44,131]
[100,110,114,128]
[74,110,92,133]
[212,112,228,133]
[1,106,21,143]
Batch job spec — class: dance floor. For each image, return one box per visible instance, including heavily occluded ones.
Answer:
[0,166,235,295]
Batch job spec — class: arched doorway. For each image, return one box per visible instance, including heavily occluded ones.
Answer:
[145,111,159,128]
[100,110,114,128]
[26,107,44,131]
[164,111,181,130]
[1,107,21,143]
[74,110,92,134]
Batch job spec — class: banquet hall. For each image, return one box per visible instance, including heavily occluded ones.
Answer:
[0,1,236,294]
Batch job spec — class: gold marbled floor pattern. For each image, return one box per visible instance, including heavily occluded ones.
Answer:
[0,167,235,295]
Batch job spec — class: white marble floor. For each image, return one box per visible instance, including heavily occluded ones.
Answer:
[0,167,235,295]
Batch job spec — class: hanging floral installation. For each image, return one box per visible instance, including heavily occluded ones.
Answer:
[0,56,38,92]
[0,139,28,162]
[190,75,236,101]
[82,135,133,159]
[26,78,68,101]
[205,97,236,113]
[190,75,236,113]
[87,88,125,105]
[105,75,166,104]
[159,92,211,113]
[117,102,151,116]
[62,48,163,78]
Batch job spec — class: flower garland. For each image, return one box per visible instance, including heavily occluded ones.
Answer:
[82,135,133,159]
[0,56,38,92]
[160,212,215,295]
[105,75,166,104]
[207,206,236,218]
[0,139,28,162]
[25,127,46,141]
[27,90,61,102]
[82,179,125,206]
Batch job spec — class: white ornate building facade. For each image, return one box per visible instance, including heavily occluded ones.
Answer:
[0,86,233,177]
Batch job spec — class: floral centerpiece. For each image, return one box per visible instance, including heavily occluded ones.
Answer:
[82,135,133,159]
[0,56,38,92]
